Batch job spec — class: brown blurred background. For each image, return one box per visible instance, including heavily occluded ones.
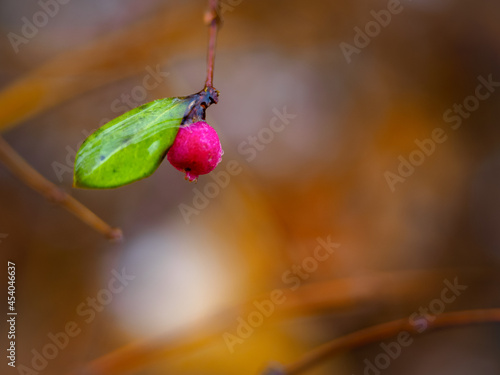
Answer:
[1,0,500,374]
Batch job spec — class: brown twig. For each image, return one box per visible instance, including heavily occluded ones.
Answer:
[67,270,487,375]
[0,3,204,134]
[69,315,230,375]
[276,308,500,375]
[0,136,122,240]
[204,0,220,88]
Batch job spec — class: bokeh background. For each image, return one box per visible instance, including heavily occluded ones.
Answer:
[1,0,500,374]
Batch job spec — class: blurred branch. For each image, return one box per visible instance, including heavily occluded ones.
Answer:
[69,315,229,375]
[69,269,485,375]
[0,2,202,134]
[0,136,122,240]
[272,308,500,375]
[0,0,328,134]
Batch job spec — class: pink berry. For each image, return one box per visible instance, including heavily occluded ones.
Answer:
[167,121,223,182]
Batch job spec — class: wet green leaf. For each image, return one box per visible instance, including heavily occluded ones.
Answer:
[74,96,194,189]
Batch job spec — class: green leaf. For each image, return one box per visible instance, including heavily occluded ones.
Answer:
[74,96,194,189]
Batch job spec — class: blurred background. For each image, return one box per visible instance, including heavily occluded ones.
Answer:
[1,0,500,374]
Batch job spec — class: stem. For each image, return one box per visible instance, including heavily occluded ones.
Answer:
[275,308,500,375]
[204,0,220,88]
[0,136,122,240]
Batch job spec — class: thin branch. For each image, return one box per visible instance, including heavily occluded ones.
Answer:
[0,3,204,134]
[204,0,220,88]
[68,311,233,375]
[0,136,122,240]
[274,308,500,375]
[67,270,485,375]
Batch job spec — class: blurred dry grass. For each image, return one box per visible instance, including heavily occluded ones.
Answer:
[1,0,500,374]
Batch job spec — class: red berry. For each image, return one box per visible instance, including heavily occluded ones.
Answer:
[167,121,223,182]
